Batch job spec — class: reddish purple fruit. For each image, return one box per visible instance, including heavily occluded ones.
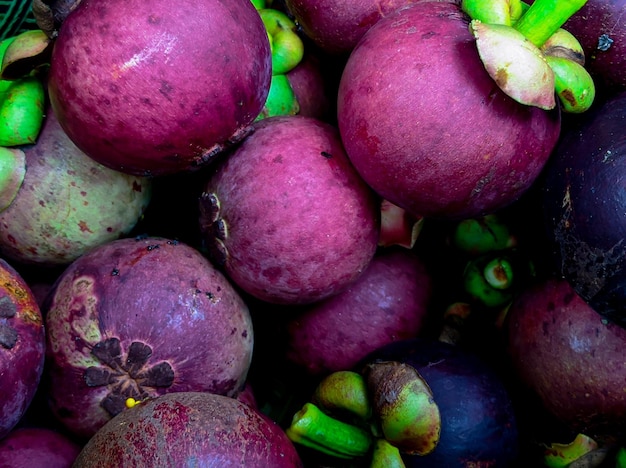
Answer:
[47,0,272,176]
[0,260,45,440]
[284,0,427,55]
[0,427,82,468]
[506,277,626,441]
[72,392,303,467]
[337,1,561,220]
[199,115,380,305]
[286,247,433,375]
[43,236,254,440]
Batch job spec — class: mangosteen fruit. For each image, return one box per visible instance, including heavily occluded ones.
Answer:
[47,0,272,176]
[0,426,82,467]
[0,108,152,267]
[72,392,303,467]
[199,114,380,305]
[506,276,626,442]
[43,236,254,440]
[361,338,520,467]
[337,1,561,220]
[285,247,433,376]
[541,91,626,326]
[0,258,45,440]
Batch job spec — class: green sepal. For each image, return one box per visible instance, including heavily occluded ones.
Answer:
[256,73,299,120]
[545,55,595,113]
[0,76,45,146]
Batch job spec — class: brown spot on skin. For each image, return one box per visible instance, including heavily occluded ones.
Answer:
[78,221,93,233]
[494,69,508,88]
[559,88,577,107]
[132,181,143,192]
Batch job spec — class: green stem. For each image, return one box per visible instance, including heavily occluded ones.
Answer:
[461,0,523,26]
[513,0,588,48]
[286,402,373,459]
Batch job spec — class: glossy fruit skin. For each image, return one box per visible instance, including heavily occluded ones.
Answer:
[360,338,519,467]
[47,0,272,176]
[506,277,626,441]
[0,427,82,467]
[541,91,626,326]
[43,237,254,440]
[0,109,151,267]
[200,115,380,305]
[337,1,561,220]
[72,392,303,468]
[286,247,433,375]
[0,259,45,440]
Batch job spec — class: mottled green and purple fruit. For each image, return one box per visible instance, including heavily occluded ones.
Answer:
[0,259,45,440]
[72,392,302,467]
[43,237,254,440]
[0,109,151,267]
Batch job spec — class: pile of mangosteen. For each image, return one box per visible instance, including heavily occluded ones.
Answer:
[0,0,625,466]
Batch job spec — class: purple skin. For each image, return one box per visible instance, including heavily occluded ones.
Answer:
[286,247,433,375]
[284,0,434,55]
[563,0,626,94]
[0,427,82,468]
[47,0,272,176]
[286,52,333,121]
[43,237,254,440]
[0,260,45,440]
[72,392,303,467]
[506,277,626,441]
[199,115,380,305]
[0,109,151,267]
[337,1,561,220]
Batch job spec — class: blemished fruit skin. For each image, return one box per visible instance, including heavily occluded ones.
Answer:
[541,91,626,327]
[0,427,82,467]
[43,237,254,440]
[47,0,272,176]
[506,277,626,441]
[0,259,45,440]
[286,247,433,375]
[0,108,151,267]
[72,392,303,468]
[200,115,380,305]
[337,1,561,220]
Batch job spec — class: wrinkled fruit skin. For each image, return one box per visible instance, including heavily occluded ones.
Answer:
[284,0,428,55]
[506,277,626,441]
[0,427,82,467]
[361,338,519,467]
[0,259,45,440]
[0,109,151,267]
[200,115,380,305]
[48,0,272,176]
[541,91,626,327]
[72,392,303,467]
[337,1,561,220]
[43,237,254,440]
[286,247,433,375]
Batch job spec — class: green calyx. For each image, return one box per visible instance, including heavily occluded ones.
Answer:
[255,74,299,121]
[463,0,595,113]
[463,254,515,308]
[286,402,373,459]
[543,433,598,468]
[0,146,25,212]
[286,361,443,463]
[0,31,47,147]
[259,8,304,76]
[452,214,517,255]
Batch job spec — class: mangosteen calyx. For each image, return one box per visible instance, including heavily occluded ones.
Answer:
[462,0,595,113]
[83,337,174,417]
[0,295,18,349]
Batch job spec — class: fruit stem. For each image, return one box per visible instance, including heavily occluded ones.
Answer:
[286,402,373,459]
[461,0,524,26]
[483,257,514,290]
[513,0,588,48]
